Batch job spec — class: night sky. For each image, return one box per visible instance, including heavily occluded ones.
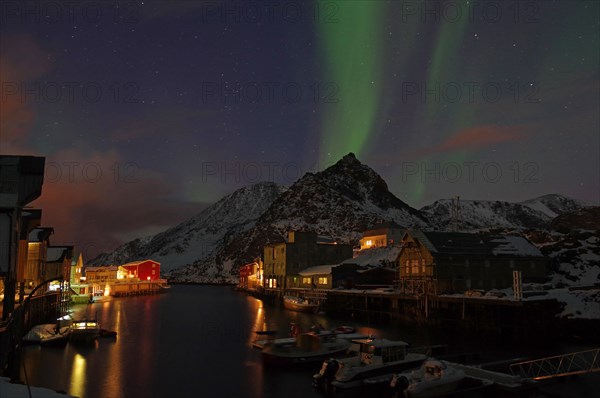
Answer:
[1,0,598,256]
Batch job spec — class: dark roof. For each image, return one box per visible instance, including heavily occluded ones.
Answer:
[423,232,493,256]
[19,209,42,239]
[405,230,543,258]
[28,227,54,243]
[363,221,404,236]
[46,245,74,263]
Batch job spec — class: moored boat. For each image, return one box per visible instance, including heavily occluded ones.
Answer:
[262,332,351,366]
[313,338,427,391]
[252,323,366,350]
[283,296,319,313]
[22,324,70,346]
[69,319,100,344]
[390,358,466,397]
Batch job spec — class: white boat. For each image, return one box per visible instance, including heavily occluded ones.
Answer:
[22,324,70,346]
[253,329,368,350]
[262,332,351,366]
[283,296,319,313]
[390,359,466,397]
[313,338,427,391]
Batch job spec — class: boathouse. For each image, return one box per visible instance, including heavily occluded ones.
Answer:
[122,260,161,281]
[396,230,547,294]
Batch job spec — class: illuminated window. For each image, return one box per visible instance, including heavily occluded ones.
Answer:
[366,240,372,246]
[318,277,328,285]
[302,277,312,285]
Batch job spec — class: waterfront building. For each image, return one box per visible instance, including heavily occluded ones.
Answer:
[396,230,548,294]
[69,253,91,300]
[359,221,404,250]
[121,260,161,281]
[263,231,353,289]
[239,260,262,290]
[24,227,54,289]
[83,261,165,298]
[45,245,74,291]
[298,264,336,289]
[14,209,42,301]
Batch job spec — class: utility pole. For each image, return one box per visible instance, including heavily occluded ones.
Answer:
[451,196,462,232]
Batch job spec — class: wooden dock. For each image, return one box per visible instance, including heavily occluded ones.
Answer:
[239,287,564,339]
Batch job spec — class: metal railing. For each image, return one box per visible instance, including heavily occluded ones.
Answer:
[509,348,600,380]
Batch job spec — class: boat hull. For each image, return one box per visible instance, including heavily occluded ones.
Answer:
[332,357,427,390]
[262,346,349,366]
[283,299,318,313]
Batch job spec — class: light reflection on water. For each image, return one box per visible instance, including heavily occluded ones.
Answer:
[69,353,86,398]
[18,285,600,398]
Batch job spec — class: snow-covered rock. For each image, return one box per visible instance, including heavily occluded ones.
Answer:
[420,194,588,231]
[90,182,287,273]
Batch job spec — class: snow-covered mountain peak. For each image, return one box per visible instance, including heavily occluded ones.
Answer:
[519,194,589,218]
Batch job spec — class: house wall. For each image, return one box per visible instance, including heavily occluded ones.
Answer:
[433,256,547,293]
[137,261,160,281]
[25,241,46,287]
[360,234,387,250]
[264,233,352,289]
[360,228,404,250]
[86,268,118,282]
[397,238,435,278]
[297,274,332,289]
[398,234,548,294]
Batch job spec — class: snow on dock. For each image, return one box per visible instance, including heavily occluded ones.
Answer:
[0,377,77,398]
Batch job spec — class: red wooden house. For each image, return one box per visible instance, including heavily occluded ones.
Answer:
[121,260,161,281]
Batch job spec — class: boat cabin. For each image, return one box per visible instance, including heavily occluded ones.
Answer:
[352,339,409,366]
[422,359,445,380]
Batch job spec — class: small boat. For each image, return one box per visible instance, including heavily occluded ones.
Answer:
[69,319,100,344]
[390,359,466,397]
[283,296,319,313]
[22,324,70,346]
[313,338,427,391]
[158,284,171,292]
[40,332,69,347]
[262,332,351,366]
[252,323,367,350]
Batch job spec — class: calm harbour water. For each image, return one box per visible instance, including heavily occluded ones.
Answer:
[19,285,600,398]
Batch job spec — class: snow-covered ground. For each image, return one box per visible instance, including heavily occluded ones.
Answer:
[0,377,76,398]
